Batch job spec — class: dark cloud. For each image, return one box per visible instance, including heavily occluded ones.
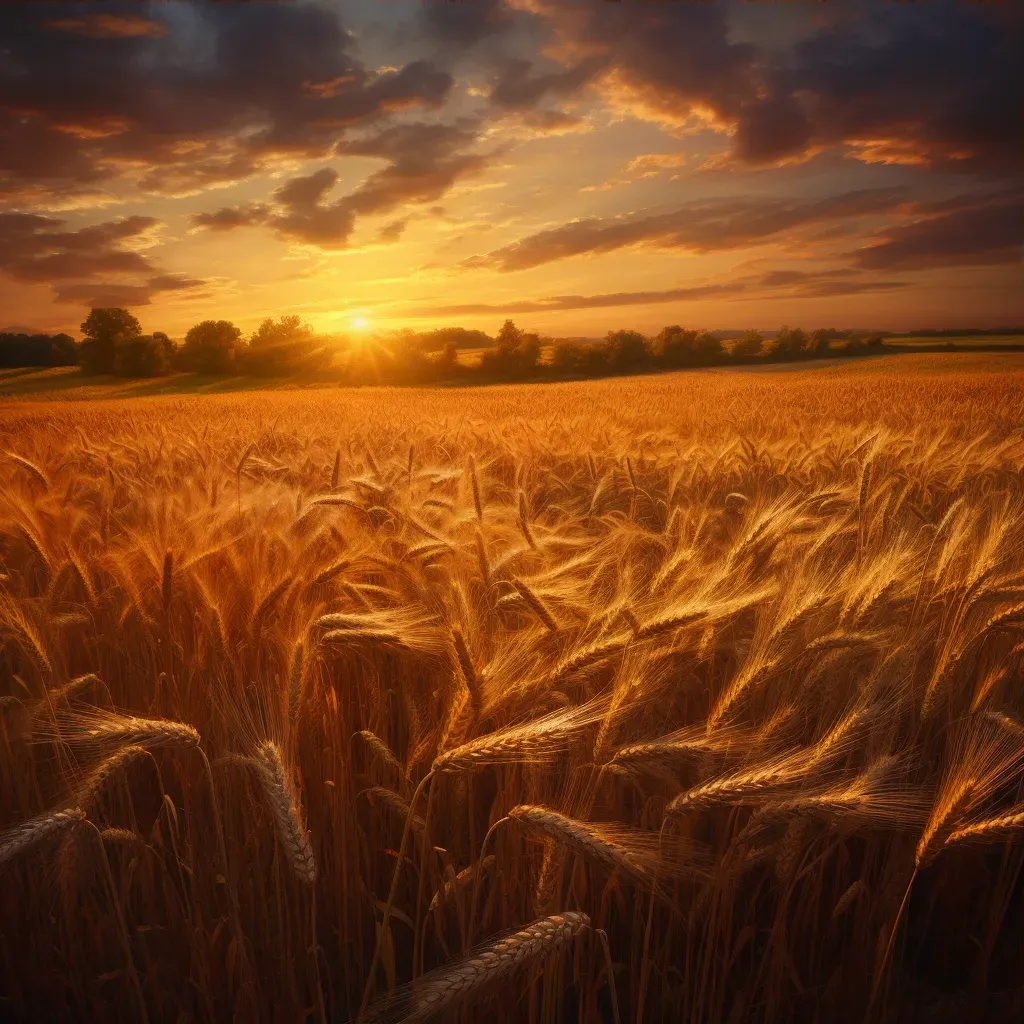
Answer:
[465,188,909,271]
[418,0,525,49]
[522,1,1019,172]
[0,212,204,306]
[190,204,271,232]
[783,5,1022,172]
[193,123,494,248]
[337,123,491,217]
[488,55,608,111]
[377,219,408,243]
[52,277,202,308]
[853,195,1024,271]
[400,267,908,316]
[0,2,454,201]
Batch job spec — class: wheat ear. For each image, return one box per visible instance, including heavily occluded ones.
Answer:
[4,451,49,491]
[252,740,316,885]
[947,808,1024,845]
[0,808,84,869]
[364,912,590,1023]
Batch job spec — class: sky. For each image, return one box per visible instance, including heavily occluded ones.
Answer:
[0,0,1021,339]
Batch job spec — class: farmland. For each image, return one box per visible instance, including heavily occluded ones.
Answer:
[2,352,1024,1022]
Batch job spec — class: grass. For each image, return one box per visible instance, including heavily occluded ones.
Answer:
[1,353,1024,1022]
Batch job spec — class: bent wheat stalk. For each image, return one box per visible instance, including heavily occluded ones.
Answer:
[363,912,591,1023]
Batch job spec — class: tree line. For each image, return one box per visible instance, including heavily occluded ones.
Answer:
[1,308,890,384]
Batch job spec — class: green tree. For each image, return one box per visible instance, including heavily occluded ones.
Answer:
[179,320,244,374]
[78,308,142,374]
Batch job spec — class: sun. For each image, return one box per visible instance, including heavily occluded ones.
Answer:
[351,316,370,331]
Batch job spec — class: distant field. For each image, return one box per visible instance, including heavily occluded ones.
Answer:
[3,348,1024,403]
[2,351,1024,1022]
[885,333,1024,348]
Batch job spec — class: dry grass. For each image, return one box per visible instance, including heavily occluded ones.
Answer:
[2,355,1024,1022]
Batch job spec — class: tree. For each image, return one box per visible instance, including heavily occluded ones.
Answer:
[243,315,330,375]
[79,308,142,374]
[604,330,650,372]
[479,320,542,379]
[551,339,610,376]
[112,335,172,377]
[695,330,723,363]
[417,327,493,352]
[50,333,77,366]
[0,332,77,368]
[732,331,763,360]
[497,319,524,352]
[179,320,244,374]
[654,326,699,367]
[773,326,808,360]
[809,328,833,357]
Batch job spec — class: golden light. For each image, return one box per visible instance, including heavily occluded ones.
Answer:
[351,316,370,330]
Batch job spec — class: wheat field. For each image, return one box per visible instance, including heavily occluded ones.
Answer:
[2,353,1024,1023]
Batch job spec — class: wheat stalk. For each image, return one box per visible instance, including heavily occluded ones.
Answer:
[4,451,49,492]
[510,577,559,633]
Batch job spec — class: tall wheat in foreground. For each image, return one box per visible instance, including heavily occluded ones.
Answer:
[2,353,1024,1022]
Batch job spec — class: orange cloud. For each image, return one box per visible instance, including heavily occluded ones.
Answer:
[45,14,168,40]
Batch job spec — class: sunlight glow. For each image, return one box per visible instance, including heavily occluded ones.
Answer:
[351,316,370,330]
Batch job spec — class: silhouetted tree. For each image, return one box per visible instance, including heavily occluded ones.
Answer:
[655,326,699,367]
[497,318,523,352]
[480,319,542,378]
[243,315,331,375]
[112,335,172,377]
[809,328,833,356]
[772,326,809,360]
[179,319,244,374]
[0,332,77,368]
[694,329,723,364]
[602,330,650,373]
[550,340,601,375]
[732,331,764,360]
[418,327,493,352]
[79,308,142,374]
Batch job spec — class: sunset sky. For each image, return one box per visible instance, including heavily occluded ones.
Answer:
[1,0,1020,339]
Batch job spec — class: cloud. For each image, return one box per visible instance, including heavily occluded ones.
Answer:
[398,267,908,317]
[526,2,1019,173]
[488,55,608,111]
[377,219,408,243]
[193,123,494,248]
[464,187,909,271]
[0,3,454,201]
[0,212,204,306]
[190,204,272,232]
[45,14,168,39]
[418,0,527,49]
[853,194,1024,271]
